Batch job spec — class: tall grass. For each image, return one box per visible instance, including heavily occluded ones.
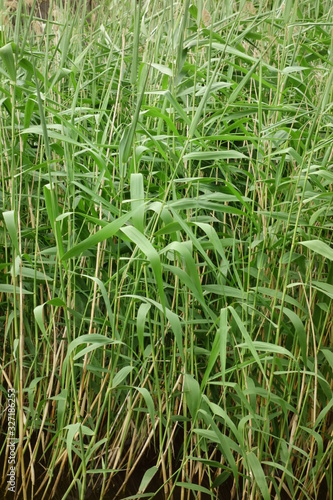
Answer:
[0,0,332,498]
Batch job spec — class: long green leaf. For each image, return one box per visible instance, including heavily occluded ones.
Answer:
[120,225,165,309]
[62,211,133,260]
[247,452,270,500]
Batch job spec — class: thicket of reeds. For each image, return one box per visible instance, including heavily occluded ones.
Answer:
[0,0,332,498]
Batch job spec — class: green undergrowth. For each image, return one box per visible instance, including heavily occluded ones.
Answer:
[0,0,332,498]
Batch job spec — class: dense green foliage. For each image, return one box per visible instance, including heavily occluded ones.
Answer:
[0,0,332,498]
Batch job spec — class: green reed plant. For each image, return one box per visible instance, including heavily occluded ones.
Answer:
[0,0,332,499]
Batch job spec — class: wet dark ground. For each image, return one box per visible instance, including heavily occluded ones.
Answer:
[0,441,216,500]
[1,466,330,500]
[0,474,214,500]
[0,473,330,499]
[0,432,330,499]
[0,425,226,500]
